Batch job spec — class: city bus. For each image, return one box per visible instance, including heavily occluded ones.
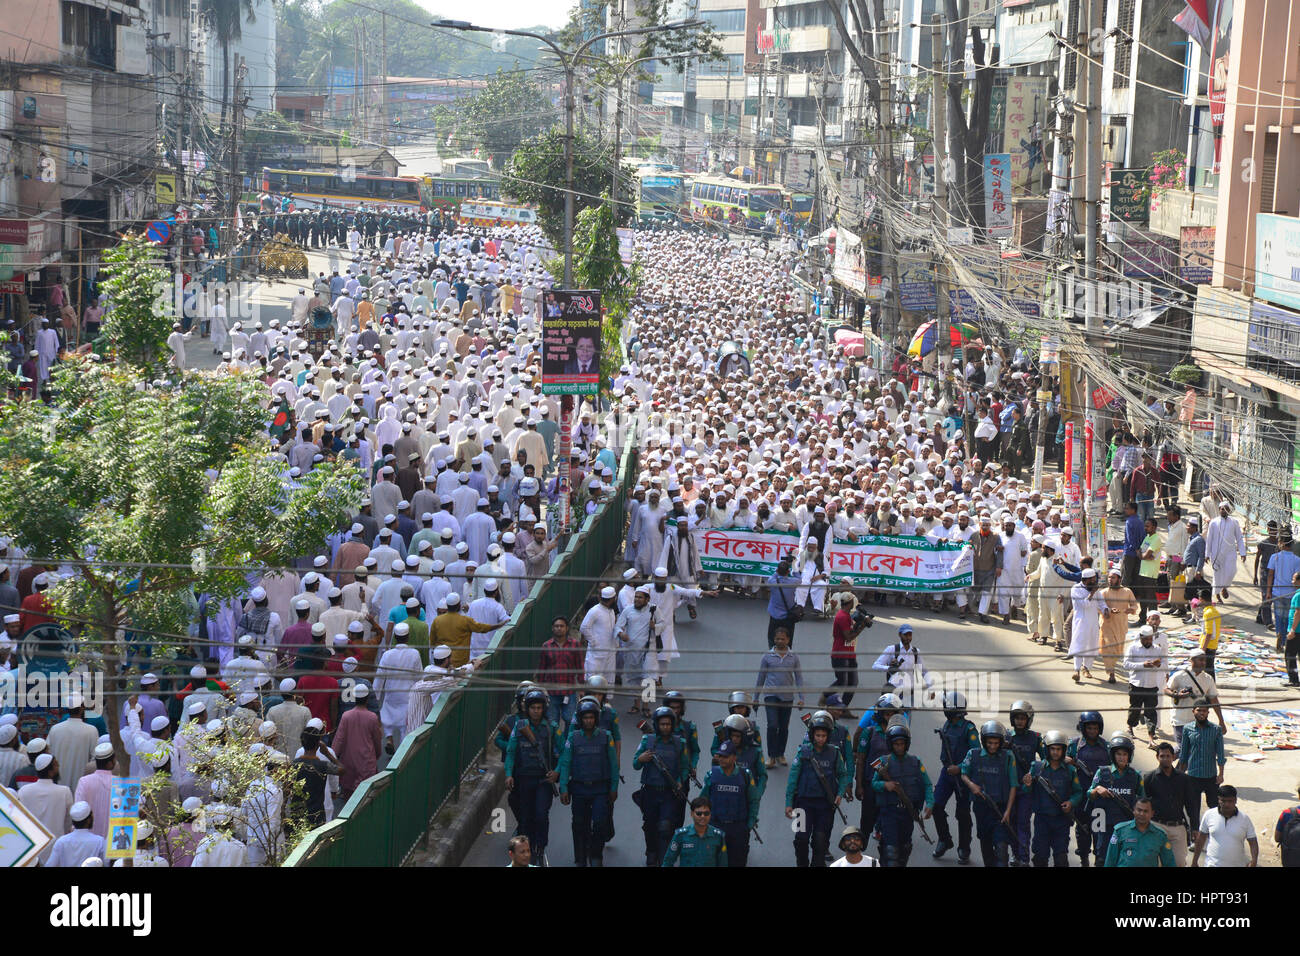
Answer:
[441,156,493,178]
[787,191,814,223]
[260,167,425,210]
[457,200,538,228]
[635,167,687,223]
[688,175,784,227]
[420,175,502,213]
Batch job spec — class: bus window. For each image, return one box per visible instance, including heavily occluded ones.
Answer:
[431,181,443,197]
[288,174,307,187]
[487,183,498,199]
[308,175,330,190]
[397,180,416,199]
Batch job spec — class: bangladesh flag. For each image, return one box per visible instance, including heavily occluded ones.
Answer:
[269,400,291,441]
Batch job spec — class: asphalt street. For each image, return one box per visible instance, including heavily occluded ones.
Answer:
[461,587,1225,867]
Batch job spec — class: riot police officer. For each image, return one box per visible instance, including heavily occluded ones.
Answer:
[715,714,768,800]
[495,681,537,833]
[633,706,690,866]
[557,698,618,866]
[583,675,622,761]
[663,690,700,785]
[960,720,1019,867]
[1086,733,1145,860]
[785,712,852,867]
[932,690,979,862]
[854,693,902,849]
[1024,729,1083,866]
[1004,700,1042,866]
[503,688,563,866]
[711,691,763,754]
[1067,710,1110,866]
[700,739,759,867]
[871,723,934,867]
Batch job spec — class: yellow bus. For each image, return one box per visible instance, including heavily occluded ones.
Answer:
[787,190,814,222]
[688,175,784,228]
[457,200,538,228]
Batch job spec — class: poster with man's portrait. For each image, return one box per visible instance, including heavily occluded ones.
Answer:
[541,290,601,396]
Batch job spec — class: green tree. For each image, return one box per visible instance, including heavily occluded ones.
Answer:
[0,359,365,773]
[458,70,559,169]
[98,235,172,372]
[505,128,624,247]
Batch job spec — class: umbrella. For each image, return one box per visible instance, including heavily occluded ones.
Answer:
[832,328,865,358]
[730,165,756,181]
[906,320,977,357]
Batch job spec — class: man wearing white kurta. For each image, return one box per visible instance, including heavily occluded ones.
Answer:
[645,568,705,681]
[1069,569,1106,679]
[580,588,619,683]
[374,625,422,751]
[996,517,1030,621]
[1204,503,1246,601]
[35,321,59,385]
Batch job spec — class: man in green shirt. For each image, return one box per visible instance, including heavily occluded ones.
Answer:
[662,796,728,867]
[1104,797,1177,867]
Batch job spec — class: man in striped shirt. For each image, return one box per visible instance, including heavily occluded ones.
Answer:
[1176,700,1225,831]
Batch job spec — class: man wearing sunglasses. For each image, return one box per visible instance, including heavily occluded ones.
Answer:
[662,797,728,867]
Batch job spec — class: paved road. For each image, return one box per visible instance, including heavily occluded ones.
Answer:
[461,588,1195,868]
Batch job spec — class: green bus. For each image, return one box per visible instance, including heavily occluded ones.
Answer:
[688,174,784,228]
[420,174,502,212]
[635,168,687,223]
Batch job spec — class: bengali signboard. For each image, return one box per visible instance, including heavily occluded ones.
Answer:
[898,253,936,312]
[1005,258,1046,317]
[541,290,601,396]
[833,226,868,294]
[1002,76,1048,196]
[105,777,142,861]
[1180,225,1215,284]
[1107,166,1150,224]
[949,253,1001,322]
[689,526,972,591]
[984,153,1013,238]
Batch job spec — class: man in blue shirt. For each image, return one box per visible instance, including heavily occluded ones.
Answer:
[765,556,802,648]
[1176,700,1225,831]
[1266,532,1300,650]
[1121,500,1144,595]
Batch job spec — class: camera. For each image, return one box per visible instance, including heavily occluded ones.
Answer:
[851,607,875,630]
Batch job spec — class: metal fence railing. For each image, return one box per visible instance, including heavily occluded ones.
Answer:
[284,427,638,867]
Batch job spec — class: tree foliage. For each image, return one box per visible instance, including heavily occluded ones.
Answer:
[98,235,172,373]
[455,70,559,169]
[0,358,365,772]
[505,128,624,247]
[568,198,638,398]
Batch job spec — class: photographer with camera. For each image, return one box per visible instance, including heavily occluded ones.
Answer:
[871,624,934,708]
[828,590,874,718]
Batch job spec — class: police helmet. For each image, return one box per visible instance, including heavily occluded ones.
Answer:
[651,706,676,729]
[1107,733,1134,759]
[586,675,609,692]
[886,714,909,732]
[885,724,911,749]
[723,714,751,735]
[514,680,536,700]
[1009,700,1034,726]
[979,720,1007,745]
[663,690,686,711]
[808,712,835,734]
[1076,710,1104,735]
[727,691,752,712]
[942,691,967,719]
[837,826,866,851]
[876,693,903,713]
[576,698,601,719]
[1042,729,1069,749]
[522,688,548,710]
[576,694,600,711]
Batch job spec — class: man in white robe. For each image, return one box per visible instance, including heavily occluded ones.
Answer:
[35,320,60,385]
[1204,502,1246,601]
[1069,569,1106,680]
[580,588,619,683]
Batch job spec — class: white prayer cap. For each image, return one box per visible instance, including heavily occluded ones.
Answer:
[136,820,155,841]
[181,796,203,814]
[187,700,208,716]
[2,614,18,624]
[333,634,350,646]
[433,644,452,661]
[353,683,369,698]
[600,586,616,599]
[70,800,92,822]
[342,657,358,673]
[483,578,499,592]
[1080,568,1097,579]
[311,622,326,637]
[394,622,410,637]
[328,586,342,599]
[150,715,170,731]
[351,522,364,534]
[205,719,225,734]
[258,720,278,739]
[280,678,297,693]
[251,586,267,601]
[190,665,206,679]
[34,753,54,771]
[140,672,159,685]
[446,592,461,605]
[237,634,255,646]
[237,690,258,705]
[1139,625,1155,637]
[295,598,311,611]
[92,741,113,759]
[654,566,669,577]
[305,718,326,732]
[622,568,637,580]
[302,572,319,586]
[0,725,17,745]
[313,554,328,568]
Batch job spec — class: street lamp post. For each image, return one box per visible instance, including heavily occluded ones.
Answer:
[434,18,702,537]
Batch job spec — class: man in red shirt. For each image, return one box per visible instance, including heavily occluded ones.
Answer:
[296,671,341,732]
[536,615,583,730]
[828,592,870,718]
[19,573,54,633]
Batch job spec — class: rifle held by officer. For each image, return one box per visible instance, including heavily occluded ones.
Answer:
[871,755,935,845]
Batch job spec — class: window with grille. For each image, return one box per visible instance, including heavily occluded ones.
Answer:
[1064,0,1080,90]
[1113,0,1134,88]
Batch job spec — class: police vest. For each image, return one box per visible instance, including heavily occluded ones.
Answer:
[1006,730,1042,776]
[1093,766,1141,828]
[513,721,554,777]
[877,754,924,808]
[1031,761,1076,816]
[641,735,681,789]
[599,705,618,735]
[496,713,520,755]
[705,766,749,823]
[966,749,1013,804]
[861,724,891,779]
[795,743,840,801]
[569,729,611,786]
[674,718,697,750]
[734,743,761,781]
[939,720,975,766]
[1071,736,1109,784]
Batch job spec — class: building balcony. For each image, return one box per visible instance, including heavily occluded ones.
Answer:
[1148,188,1217,240]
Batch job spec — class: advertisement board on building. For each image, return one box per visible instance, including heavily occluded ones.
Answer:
[898,254,936,312]
[13,92,66,127]
[1255,213,1300,311]
[1115,228,1178,281]
[833,226,867,294]
[785,150,814,192]
[1002,76,1048,196]
[116,25,148,74]
[1180,225,1215,284]
[1247,300,1300,370]
[1005,258,1046,316]
[949,254,1000,321]
[1107,166,1150,224]
[983,153,1012,237]
[1209,0,1233,172]
[541,290,601,396]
